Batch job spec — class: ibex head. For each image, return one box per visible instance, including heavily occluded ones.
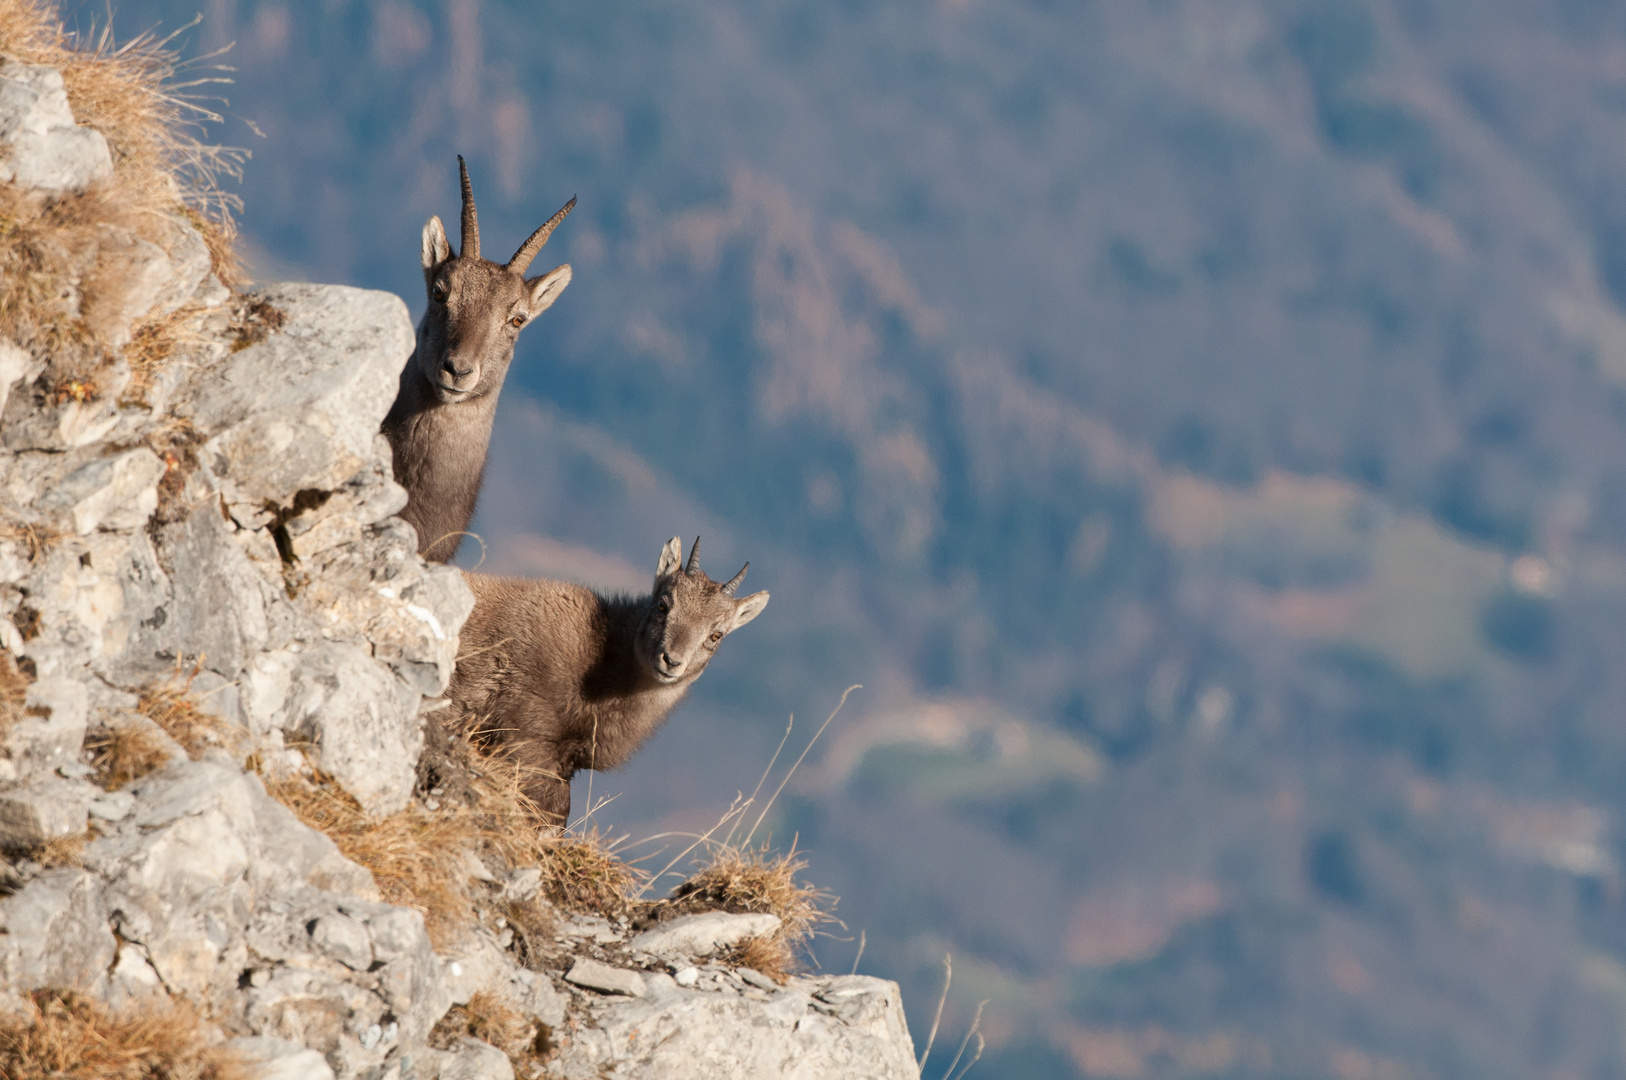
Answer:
[637,537,770,684]
[414,156,574,403]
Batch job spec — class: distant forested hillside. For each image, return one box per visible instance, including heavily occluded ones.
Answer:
[104,0,1626,1074]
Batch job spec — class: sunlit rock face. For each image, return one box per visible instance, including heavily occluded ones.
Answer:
[0,60,915,1080]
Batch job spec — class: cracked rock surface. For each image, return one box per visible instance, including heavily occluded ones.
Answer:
[0,60,916,1080]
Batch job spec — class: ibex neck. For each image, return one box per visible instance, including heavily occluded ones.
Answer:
[583,594,666,699]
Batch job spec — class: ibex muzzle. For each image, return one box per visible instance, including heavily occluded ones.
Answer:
[383,157,575,561]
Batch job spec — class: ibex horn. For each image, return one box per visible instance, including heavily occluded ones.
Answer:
[507,196,577,275]
[686,536,701,575]
[458,155,479,260]
[721,563,748,595]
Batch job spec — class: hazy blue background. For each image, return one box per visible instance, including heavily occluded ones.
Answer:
[94,0,1626,1075]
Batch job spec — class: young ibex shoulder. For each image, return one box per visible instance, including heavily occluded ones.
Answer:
[449,537,769,826]
[382,156,574,562]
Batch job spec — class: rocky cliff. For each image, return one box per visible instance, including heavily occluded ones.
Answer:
[0,47,917,1080]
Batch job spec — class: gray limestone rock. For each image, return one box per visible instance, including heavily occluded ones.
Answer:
[626,911,782,960]
[0,94,917,1074]
[103,942,165,1010]
[178,284,414,517]
[565,958,647,998]
[36,447,164,535]
[737,967,780,992]
[5,529,163,678]
[232,1039,337,1080]
[0,868,117,994]
[0,775,91,848]
[6,676,87,776]
[437,1038,515,1080]
[554,973,918,1080]
[140,497,272,680]
[275,640,423,817]
[0,341,37,419]
[77,225,182,349]
[311,912,374,971]
[0,58,112,193]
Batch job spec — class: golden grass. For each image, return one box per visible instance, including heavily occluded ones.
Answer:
[0,652,29,735]
[85,720,171,790]
[24,827,89,866]
[258,744,555,946]
[726,934,793,984]
[0,987,248,1080]
[648,843,835,978]
[261,767,489,945]
[429,990,553,1074]
[0,0,242,383]
[538,828,645,917]
[0,517,60,565]
[124,304,212,404]
[135,677,242,761]
[255,726,647,952]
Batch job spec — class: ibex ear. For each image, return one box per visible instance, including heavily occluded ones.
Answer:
[655,536,683,581]
[526,264,572,318]
[730,591,769,630]
[422,216,451,272]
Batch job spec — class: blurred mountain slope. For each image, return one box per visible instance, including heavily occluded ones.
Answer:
[101,0,1626,1074]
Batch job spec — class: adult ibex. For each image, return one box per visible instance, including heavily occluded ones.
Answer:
[383,157,574,562]
[448,537,769,826]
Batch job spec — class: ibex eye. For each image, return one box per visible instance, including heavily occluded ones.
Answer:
[509,315,526,328]
[432,283,448,301]
[709,632,723,644]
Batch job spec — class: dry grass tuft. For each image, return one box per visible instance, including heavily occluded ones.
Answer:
[259,726,648,949]
[419,720,645,916]
[260,767,480,945]
[0,517,61,565]
[538,828,645,917]
[178,205,240,287]
[430,990,553,1074]
[124,304,211,403]
[647,843,835,976]
[85,720,171,790]
[662,844,829,940]
[500,896,556,972]
[258,746,553,947]
[135,676,243,760]
[0,0,243,382]
[0,987,248,1080]
[24,828,90,866]
[726,933,793,984]
[0,652,31,735]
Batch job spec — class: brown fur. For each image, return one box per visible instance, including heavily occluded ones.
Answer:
[448,537,769,826]
[382,158,573,562]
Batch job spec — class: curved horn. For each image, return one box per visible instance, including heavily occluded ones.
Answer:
[685,536,701,575]
[721,562,748,595]
[458,155,479,259]
[507,196,577,275]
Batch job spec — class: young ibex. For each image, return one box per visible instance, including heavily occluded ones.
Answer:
[448,537,769,825]
[383,157,575,561]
